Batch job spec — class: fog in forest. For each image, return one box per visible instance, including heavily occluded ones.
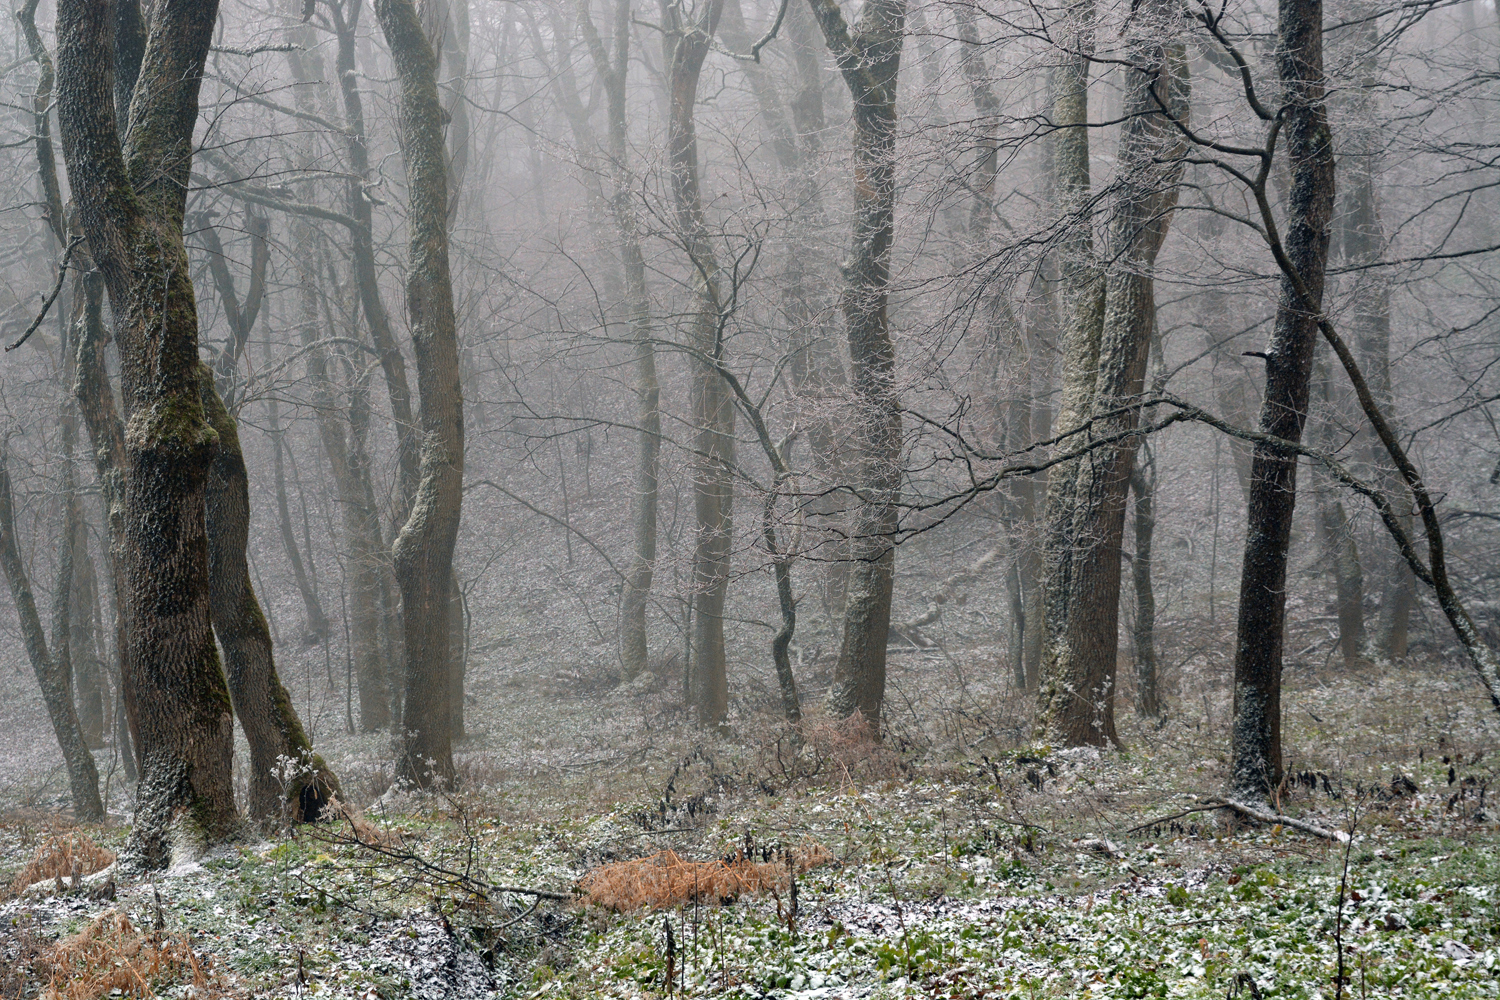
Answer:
[0,0,1497,994]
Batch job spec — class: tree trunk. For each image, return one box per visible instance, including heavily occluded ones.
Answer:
[376,0,466,789]
[56,0,238,865]
[1313,357,1366,666]
[577,0,661,683]
[1230,0,1336,799]
[71,523,107,749]
[1037,1,1187,746]
[331,0,421,518]
[199,368,339,824]
[806,0,906,728]
[1337,10,1410,661]
[0,450,103,821]
[725,0,853,630]
[72,269,135,776]
[280,26,395,728]
[1131,448,1160,717]
[662,0,733,727]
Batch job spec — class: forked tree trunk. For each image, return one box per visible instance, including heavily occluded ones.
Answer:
[376,0,466,789]
[198,368,339,823]
[0,450,103,821]
[806,0,905,728]
[1230,0,1336,799]
[1037,0,1187,746]
[57,0,238,866]
[662,0,733,727]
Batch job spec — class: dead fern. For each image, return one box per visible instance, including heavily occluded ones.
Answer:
[579,840,835,912]
[9,833,114,897]
[36,910,214,1000]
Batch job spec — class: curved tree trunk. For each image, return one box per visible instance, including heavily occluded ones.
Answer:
[199,368,339,824]
[376,0,466,789]
[57,0,238,866]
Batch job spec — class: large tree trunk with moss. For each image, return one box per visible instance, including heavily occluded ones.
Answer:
[376,0,466,789]
[1037,0,1187,747]
[0,450,103,821]
[1230,0,1336,800]
[198,368,338,823]
[56,0,237,865]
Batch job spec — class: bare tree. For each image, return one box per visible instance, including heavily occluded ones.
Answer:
[806,0,906,727]
[376,0,467,788]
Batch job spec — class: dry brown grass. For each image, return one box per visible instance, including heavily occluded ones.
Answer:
[579,840,835,912]
[35,910,219,1000]
[9,832,114,897]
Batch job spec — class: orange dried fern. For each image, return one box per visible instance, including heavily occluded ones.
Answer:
[579,840,834,912]
[37,910,210,1000]
[10,833,114,896]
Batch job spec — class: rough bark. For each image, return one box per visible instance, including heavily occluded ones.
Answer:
[1230,0,1336,799]
[198,368,339,824]
[1037,2,1187,746]
[376,0,466,789]
[807,0,906,728]
[56,0,238,865]
[662,0,733,727]
[0,450,103,820]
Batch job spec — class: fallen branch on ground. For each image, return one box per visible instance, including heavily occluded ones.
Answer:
[1125,799,1347,841]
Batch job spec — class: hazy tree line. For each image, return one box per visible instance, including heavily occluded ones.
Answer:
[0,0,1498,868]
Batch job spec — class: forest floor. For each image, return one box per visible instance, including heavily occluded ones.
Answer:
[1,646,1498,999]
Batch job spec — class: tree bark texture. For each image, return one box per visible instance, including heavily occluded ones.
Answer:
[376,0,466,789]
[0,451,103,821]
[663,0,733,727]
[199,368,339,823]
[807,0,906,728]
[1230,0,1335,799]
[56,0,238,864]
[1037,2,1187,746]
